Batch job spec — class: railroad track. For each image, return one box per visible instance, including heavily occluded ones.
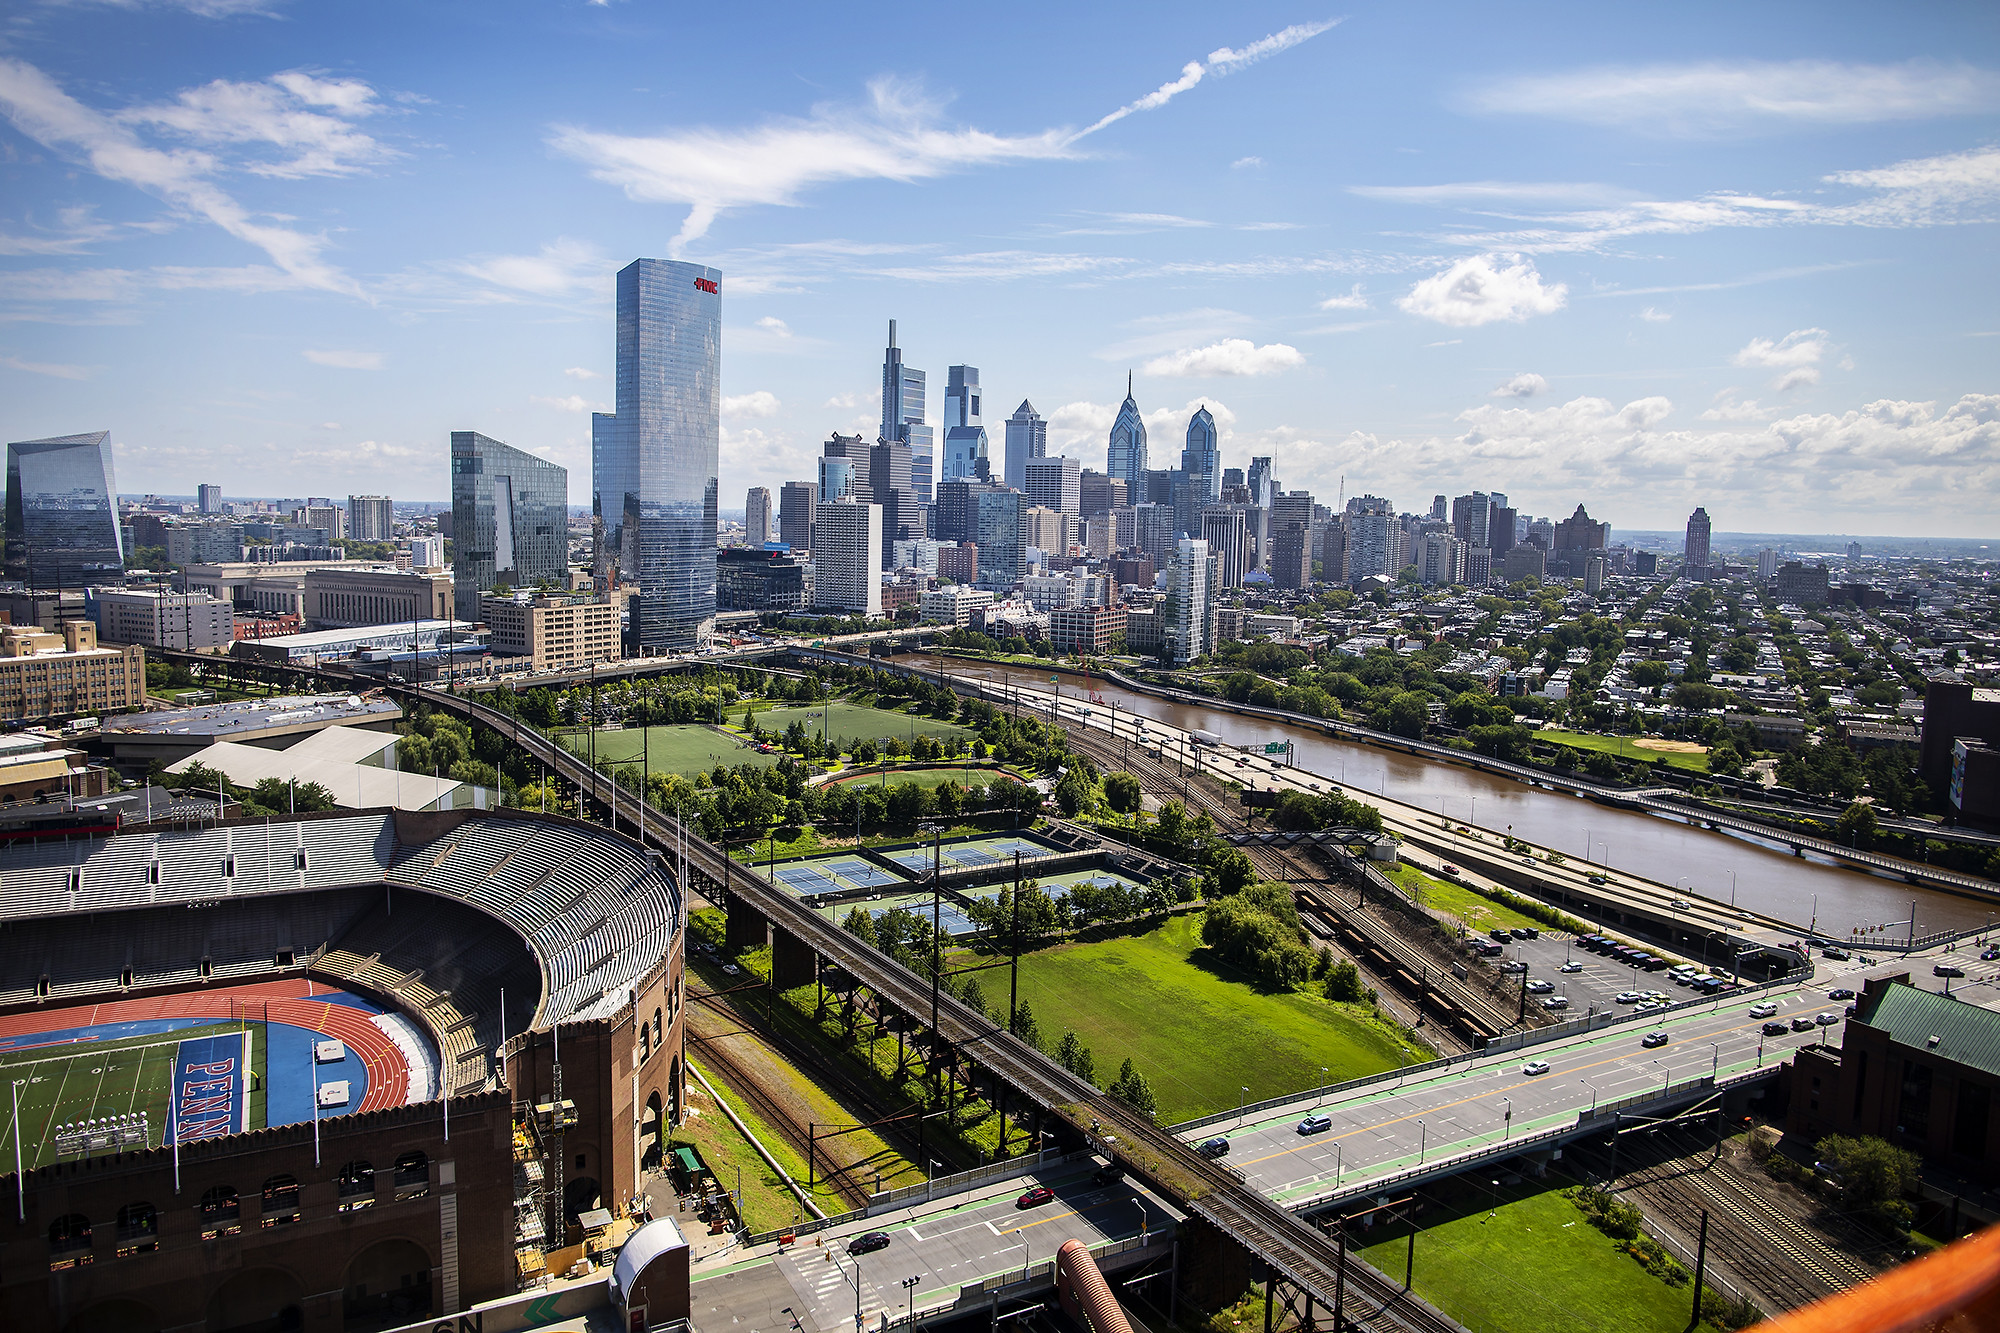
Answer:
[684,1024,872,1210]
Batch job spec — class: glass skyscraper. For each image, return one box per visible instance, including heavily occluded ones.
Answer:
[880,321,933,502]
[1106,377,1148,494]
[1003,400,1045,491]
[942,365,988,482]
[450,431,569,620]
[593,258,721,651]
[4,431,124,589]
[1182,406,1221,504]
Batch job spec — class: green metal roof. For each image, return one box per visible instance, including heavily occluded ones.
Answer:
[1865,984,2000,1080]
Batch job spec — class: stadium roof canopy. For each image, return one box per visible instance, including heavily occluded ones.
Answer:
[166,724,462,812]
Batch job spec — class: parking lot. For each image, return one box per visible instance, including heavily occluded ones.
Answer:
[1457,924,1759,1021]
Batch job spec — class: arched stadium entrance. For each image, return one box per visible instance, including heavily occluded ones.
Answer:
[342,1237,433,1332]
[642,1090,665,1171]
[204,1266,303,1333]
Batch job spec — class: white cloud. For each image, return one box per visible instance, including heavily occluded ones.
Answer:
[1640,306,1672,322]
[1398,253,1567,326]
[1700,393,1775,422]
[1427,339,1463,347]
[0,352,90,379]
[1491,372,1547,399]
[824,392,862,409]
[722,390,780,418]
[0,59,360,296]
[1318,285,1369,311]
[1466,60,2000,136]
[122,70,394,178]
[1231,156,1263,169]
[756,316,792,337]
[529,394,600,413]
[1144,338,1303,377]
[1079,21,1340,137]
[457,238,608,298]
[73,0,279,15]
[303,348,382,369]
[564,366,602,380]
[0,206,119,256]
[1350,180,1635,206]
[1732,328,1829,391]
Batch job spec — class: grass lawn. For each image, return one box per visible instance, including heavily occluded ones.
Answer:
[1011,914,1426,1125]
[743,701,974,747]
[1356,1182,1716,1333]
[1533,729,1710,774]
[1381,865,1542,934]
[824,762,1022,790]
[563,724,780,776]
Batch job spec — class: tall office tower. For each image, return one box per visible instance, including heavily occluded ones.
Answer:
[593,257,722,651]
[880,321,933,502]
[1247,457,1275,508]
[1488,505,1517,558]
[198,483,223,515]
[1552,504,1609,577]
[1021,505,1067,558]
[778,481,818,551]
[297,503,347,540]
[1430,495,1448,522]
[1451,492,1490,548]
[1076,470,1118,517]
[1105,375,1148,493]
[1201,506,1250,589]
[745,486,773,544]
[1270,490,1314,547]
[1758,548,1778,580]
[822,432,872,499]
[348,494,395,541]
[975,489,1024,589]
[1135,502,1179,567]
[941,366,989,483]
[1318,518,1347,584]
[812,499,883,616]
[1182,406,1222,504]
[869,437,917,563]
[1684,506,1712,577]
[818,457,856,503]
[1002,400,1046,491]
[4,432,123,589]
[1222,467,1244,491]
[1023,455,1082,516]
[1165,537,1211,666]
[450,431,569,620]
[933,477,992,544]
[1271,523,1311,590]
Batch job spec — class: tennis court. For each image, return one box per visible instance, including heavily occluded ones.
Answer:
[1036,867,1153,903]
[767,853,913,898]
[880,832,1060,875]
[816,893,983,938]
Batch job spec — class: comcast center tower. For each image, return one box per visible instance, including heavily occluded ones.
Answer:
[593,258,721,652]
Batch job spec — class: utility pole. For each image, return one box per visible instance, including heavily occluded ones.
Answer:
[1691,1209,1709,1327]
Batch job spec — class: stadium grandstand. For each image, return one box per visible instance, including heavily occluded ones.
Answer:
[0,808,686,1333]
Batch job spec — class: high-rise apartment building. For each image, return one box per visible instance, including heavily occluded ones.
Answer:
[1270,523,1311,590]
[450,431,569,620]
[1105,377,1147,493]
[1344,498,1402,582]
[942,366,988,483]
[1182,406,1221,505]
[5,432,124,590]
[932,478,991,545]
[1003,400,1045,490]
[1488,505,1517,558]
[1318,519,1347,584]
[592,257,722,652]
[1201,507,1250,590]
[975,490,1024,590]
[198,484,223,515]
[1024,455,1082,516]
[1758,548,1779,580]
[778,481,818,552]
[880,321,933,502]
[348,495,395,542]
[1684,507,1712,579]
[1078,470,1126,517]
[93,589,234,650]
[1134,502,1179,567]
[745,487,773,545]
[822,432,871,498]
[1165,538,1211,666]
[1421,531,1466,586]
[811,500,882,616]
[1021,506,1066,558]
[1451,492,1490,549]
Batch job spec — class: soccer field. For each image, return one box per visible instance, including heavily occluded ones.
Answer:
[562,724,782,775]
[0,1021,265,1169]
[751,702,974,746]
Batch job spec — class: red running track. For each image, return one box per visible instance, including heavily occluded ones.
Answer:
[0,978,413,1113]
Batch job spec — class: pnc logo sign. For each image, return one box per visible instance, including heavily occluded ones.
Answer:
[694,277,719,294]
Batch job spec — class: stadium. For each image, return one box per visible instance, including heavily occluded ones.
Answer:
[0,807,686,1333]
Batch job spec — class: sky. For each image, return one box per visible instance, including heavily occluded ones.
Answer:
[1,1,1997,536]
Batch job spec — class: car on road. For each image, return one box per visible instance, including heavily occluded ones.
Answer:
[1560,961,1584,974]
[1641,1031,1670,1048]
[1439,864,1458,876]
[1092,1164,1123,1186]
[1017,1186,1055,1209]
[1616,991,1643,1004]
[849,1231,892,1254]
[1526,979,1554,993]
[1522,1060,1551,1075]
[1791,1016,1818,1032]
[1822,947,1851,961]
[1935,964,1967,978]
[1297,1114,1333,1135]
[1763,1021,1790,1036]
[1816,1011,1841,1026]
[1670,898,1689,909]
[1828,988,1856,1000]
[721,963,741,976]
[1542,996,1570,1010]
[1588,874,1607,885]
[1749,1002,1779,1019]
[1982,948,2000,961]
[1197,1136,1230,1159]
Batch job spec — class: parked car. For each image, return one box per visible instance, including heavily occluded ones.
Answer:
[1490,928,1512,942]
[1815,1011,1841,1026]
[1297,1114,1333,1136]
[1017,1186,1055,1209]
[1197,1137,1230,1159]
[1749,1002,1778,1019]
[1791,1016,1817,1032]
[849,1231,892,1254]
[1522,1060,1551,1076]
[1519,927,1541,940]
[721,963,741,976]
[1763,1021,1790,1036]
[1560,961,1584,974]
[1542,996,1570,1010]
[1641,1031,1670,1048]
[1526,979,1554,994]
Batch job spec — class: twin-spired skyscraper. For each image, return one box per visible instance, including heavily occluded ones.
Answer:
[592,259,722,651]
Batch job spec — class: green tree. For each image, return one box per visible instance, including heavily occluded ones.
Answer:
[841,906,879,949]
[1323,959,1365,1003]
[1836,801,1879,848]
[1104,771,1142,816]
[1815,1134,1920,1227]
[1054,1029,1097,1086]
[1108,1058,1158,1122]
[1382,690,1430,739]
[1009,1001,1042,1052]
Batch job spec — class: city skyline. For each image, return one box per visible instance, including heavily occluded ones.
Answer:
[0,4,1996,534]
